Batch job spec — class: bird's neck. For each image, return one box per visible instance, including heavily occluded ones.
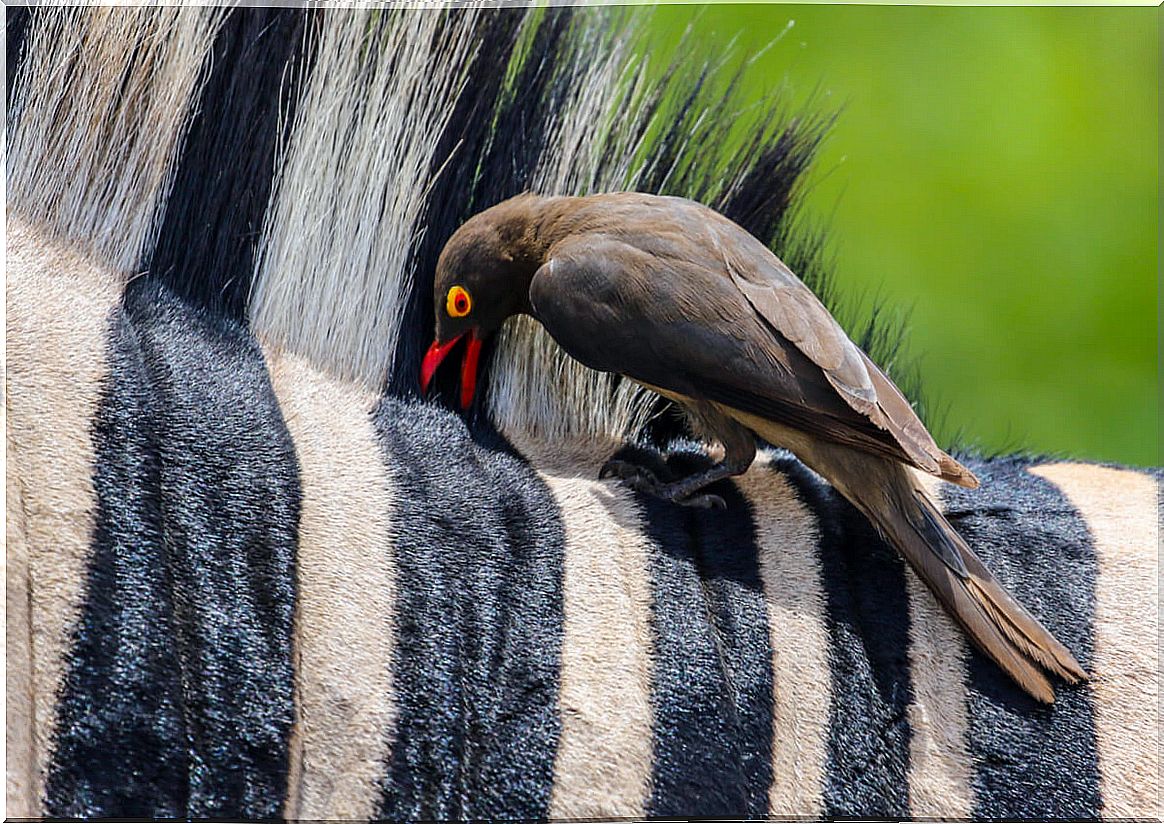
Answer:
[489,193,579,269]
[480,194,579,314]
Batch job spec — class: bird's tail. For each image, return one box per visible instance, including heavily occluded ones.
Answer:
[810,448,1088,703]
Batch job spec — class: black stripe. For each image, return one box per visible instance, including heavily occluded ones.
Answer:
[770,454,913,817]
[44,297,188,817]
[46,280,299,818]
[612,443,773,818]
[372,403,565,819]
[939,457,1101,819]
[146,8,315,320]
[6,5,32,107]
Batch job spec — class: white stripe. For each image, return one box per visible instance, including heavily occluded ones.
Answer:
[735,452,829,818]
[264,349,398,821]
[6,360,37,819]
[904,471,974,818]
[5,221,124,814]
[514,440,655,818]
[1030,463,1159,820]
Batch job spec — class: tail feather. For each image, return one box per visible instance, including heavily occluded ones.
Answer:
[744,421,1087,703]
[895,477,1087,702]
[835,454,1088,703]
[910,487,1087,685]
[949,578,1058,702]
[938,452,979,489]
[958,553,1089,683]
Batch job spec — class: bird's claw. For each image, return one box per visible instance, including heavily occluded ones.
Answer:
[599,458,658,484]
[680,492,727,510]
[599,458,726,510]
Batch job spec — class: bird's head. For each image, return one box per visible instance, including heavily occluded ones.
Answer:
[421,200,542,409]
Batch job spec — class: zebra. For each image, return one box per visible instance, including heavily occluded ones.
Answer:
[5,6,1158,821]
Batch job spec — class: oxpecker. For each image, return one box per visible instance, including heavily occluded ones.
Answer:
[421,191,1087,702]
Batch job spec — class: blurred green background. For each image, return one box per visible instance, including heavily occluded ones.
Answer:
[643,5,1157,466]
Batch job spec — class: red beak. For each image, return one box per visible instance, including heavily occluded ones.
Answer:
[420,330,483,410]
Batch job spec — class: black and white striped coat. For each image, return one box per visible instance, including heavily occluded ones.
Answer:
[6,6,1158,820]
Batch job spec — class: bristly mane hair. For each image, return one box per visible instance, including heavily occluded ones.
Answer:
[250,8,488,388]
[149,9,316,320]
[6,7,224,277]
[6,5,930,452]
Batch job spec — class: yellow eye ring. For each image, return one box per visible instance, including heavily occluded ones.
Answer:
[446,285,472,318]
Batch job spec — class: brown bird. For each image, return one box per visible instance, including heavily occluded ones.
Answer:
[420,191,1087,702]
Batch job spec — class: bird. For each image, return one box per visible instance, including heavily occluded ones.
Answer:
[419,191,1088,703]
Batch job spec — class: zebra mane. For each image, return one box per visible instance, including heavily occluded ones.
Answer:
[250,9,487,389]
[6,5,923,449]
[6,7,224,276]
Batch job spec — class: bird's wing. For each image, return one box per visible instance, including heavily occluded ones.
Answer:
[702,217,977,485]
[530,235,975,485]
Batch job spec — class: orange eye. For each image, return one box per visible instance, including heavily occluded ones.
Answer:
[446,285,472,318]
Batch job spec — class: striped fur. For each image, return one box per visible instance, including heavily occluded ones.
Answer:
[509,436,656,818]
[736,454,831,818]
[1030,464,1159,820]
[10,286,1156,816]
[6,6,1158,820]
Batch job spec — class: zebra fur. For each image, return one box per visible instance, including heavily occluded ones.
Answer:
[6,5,1159,820]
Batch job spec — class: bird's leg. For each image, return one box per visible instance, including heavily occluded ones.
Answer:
[601,402,756,509]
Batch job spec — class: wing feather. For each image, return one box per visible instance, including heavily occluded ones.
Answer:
[707,217,976,486]
[531,224,976,488]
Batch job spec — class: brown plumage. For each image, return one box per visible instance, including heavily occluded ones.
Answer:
[421,191,1088,702]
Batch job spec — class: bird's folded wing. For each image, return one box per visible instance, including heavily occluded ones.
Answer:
[709,221,975,484]
[529,237,966,480]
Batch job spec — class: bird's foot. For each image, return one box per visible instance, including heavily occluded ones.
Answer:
[598,458,653,483]
[671,490,728,510]
[599,458,727,509]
